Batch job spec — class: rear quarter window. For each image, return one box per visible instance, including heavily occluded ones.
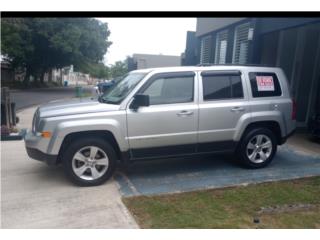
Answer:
[249,72,282,98]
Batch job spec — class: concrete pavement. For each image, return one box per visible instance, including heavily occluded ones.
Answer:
[1,106,138,229]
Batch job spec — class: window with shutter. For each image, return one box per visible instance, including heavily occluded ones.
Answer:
[200,35,212,64]
[214,30,228,64]
[232,22,251,64]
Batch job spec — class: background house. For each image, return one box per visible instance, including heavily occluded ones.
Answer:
[127,53,181,71]
[191,17,320,127]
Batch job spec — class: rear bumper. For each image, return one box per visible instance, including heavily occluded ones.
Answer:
[26,147,58,165]
[280,129,295,145]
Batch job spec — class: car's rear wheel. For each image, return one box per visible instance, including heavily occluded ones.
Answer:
[62,137,116,186]
[237,128,277,168]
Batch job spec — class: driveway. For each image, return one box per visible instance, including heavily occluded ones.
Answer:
[115,145,320,197]
[1,106,138,228]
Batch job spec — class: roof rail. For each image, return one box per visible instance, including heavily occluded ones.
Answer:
[196,63,274,67]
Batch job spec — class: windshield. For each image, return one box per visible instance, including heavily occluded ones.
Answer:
[100,72,147,104]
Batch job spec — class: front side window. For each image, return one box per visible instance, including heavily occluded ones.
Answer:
[142,74,194,105]
[249,72,282,98]
[202,73,244,101]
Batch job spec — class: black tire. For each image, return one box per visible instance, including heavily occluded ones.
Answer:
[61,137,117,186]
[236,128,277,169]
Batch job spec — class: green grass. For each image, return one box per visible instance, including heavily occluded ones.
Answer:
[123,177,320,228]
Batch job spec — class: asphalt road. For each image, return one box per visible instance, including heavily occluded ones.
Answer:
[10,86,93,110]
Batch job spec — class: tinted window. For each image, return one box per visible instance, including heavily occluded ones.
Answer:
[249,72,282,97]
[202,74,243,100]
[231,76,244,98]
[143,76,194,105]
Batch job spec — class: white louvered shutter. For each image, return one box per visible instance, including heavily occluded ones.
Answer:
[232,22,251,64]
[200,35,211,64]
[214,30,228,64]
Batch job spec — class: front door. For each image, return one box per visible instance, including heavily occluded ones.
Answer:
[126,72,198,159]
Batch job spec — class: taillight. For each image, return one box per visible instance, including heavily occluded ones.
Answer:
[291,99,297,120]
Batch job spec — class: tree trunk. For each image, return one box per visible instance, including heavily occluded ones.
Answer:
[40,71,45,84]
[48,69,53,83]
[23,68,31,86]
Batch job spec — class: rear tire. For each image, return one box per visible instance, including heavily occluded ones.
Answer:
[237,128,277,168]
[62,137,116,186]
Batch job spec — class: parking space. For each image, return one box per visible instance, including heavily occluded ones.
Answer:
[115,145,320,197]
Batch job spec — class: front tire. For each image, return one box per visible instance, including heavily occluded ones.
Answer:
[62,137,116,186]
[237,128,277,168]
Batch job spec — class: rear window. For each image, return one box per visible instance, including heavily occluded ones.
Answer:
[249,72,282,98]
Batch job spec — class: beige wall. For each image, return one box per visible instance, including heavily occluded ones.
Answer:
[196,18,245,37]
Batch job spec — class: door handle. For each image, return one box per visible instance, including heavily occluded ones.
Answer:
[230,107,245,112]
[177,110,194,116]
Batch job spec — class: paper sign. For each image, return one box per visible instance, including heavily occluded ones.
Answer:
[256,76,275,91]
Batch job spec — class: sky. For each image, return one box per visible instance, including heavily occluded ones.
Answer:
[97,18,197,66]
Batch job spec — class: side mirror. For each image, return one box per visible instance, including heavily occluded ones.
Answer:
[130,94,150,110]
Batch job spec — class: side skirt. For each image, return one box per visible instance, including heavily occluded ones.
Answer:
[122,141,238,162]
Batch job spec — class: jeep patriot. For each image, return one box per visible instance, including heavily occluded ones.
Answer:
[25,66,296,186]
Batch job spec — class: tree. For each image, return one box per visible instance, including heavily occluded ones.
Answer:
[1,18,112,85]
[110,60,128,78]
[79,61,110,79]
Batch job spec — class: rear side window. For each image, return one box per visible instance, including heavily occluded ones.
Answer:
[202,73,244,101]
[249,72,282,97]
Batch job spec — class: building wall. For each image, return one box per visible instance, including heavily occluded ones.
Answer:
[196,18,245,37]
[181,31,198,66]
[197,18,255,64]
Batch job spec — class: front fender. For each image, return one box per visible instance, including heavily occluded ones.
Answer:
[47,119,129,155]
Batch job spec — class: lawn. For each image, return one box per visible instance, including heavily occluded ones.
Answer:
[123,177,320,228]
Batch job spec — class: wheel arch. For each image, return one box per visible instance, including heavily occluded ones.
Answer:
[57,130,123,164]
[239,121,283,145]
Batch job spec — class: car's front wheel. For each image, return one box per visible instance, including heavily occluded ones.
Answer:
[62,137,116,186]
[237,128,277,168]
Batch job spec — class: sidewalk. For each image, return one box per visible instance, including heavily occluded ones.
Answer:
[1,106,138,228]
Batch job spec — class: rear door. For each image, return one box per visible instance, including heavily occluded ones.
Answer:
[198,70,249,152]
[126,71,199,159]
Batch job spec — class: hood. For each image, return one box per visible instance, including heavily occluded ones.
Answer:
[38,98,119,118]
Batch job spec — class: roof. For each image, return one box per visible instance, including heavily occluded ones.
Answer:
[131,65,282,74]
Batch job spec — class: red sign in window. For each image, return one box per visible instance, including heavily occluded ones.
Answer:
[256,76,275,91]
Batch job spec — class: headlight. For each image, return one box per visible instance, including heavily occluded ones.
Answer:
[32,109,40,134]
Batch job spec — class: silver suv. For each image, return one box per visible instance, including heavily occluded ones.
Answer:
[25,66,296,186]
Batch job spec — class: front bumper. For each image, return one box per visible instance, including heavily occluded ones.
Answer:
[24,130,58,165]
[26,147,58,165]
